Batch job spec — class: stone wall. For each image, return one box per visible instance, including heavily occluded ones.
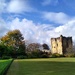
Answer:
[51,35,73,55]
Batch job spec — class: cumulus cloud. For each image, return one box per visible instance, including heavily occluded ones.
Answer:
[42,12,71,24]
[7,0,34,13]
[54,20,75,38]
[42,0,58,6]
[1,17,75,47]
[7,18,54,45]
[9,18,75,46]
[0,0,34,14]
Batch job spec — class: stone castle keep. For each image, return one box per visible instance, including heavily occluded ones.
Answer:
[51,35,73,55]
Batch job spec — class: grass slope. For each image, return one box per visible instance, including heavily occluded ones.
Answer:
[0,59,12,75]
[6,58,75,75]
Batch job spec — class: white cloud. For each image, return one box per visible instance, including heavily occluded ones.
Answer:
[1,17,75,47]
[54,20,75,38]
[7,0,34,13]
[42,12,71,24]
[42,0,58,6]
[9,18,75,46]
[0,0,34,14]
[7,18,54,45]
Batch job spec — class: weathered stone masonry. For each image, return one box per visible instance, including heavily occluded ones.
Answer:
[51,35,73,55]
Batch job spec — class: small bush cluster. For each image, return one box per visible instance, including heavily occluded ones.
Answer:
[26,50,50,58]
[17,55,27,59]
[64,53,75,57]
[2,56,11,59]
[50,53,63,58]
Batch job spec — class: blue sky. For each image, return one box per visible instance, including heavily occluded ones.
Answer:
[0,0,75,46]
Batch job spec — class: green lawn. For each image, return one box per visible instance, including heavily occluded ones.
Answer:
[6,58,75,75]
[0,59,12,75]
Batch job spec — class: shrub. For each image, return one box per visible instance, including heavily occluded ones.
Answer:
[64,53,75,57]
[41,53,49,58]
[27,52,38,58]
[26,50,50,58]
[50,53,63,58]
[27,50,41,58]
[2,56,11,59]
[17,55,27,59]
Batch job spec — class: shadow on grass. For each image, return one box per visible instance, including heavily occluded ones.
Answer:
[6,60,75,75]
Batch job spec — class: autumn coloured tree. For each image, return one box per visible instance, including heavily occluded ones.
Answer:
[0,30,26,58]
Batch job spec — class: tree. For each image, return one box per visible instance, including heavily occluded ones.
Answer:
[0,30,26,57]
[26,43,42,52]
[42,43,49,50]
[0,44,5,57]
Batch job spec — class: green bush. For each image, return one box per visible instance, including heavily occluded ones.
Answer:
[64,53,75,57]
[0,57,1,59]
[26,50,50,58]
[17,55,27,59]
[50,53,63,58]
[27,52,38,58]
[41,53,49,58]
[2,56,11,59]
[27,50,41,58]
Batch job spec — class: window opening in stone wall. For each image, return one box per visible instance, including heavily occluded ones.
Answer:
[54,46,55,48]
[57,43,58,46]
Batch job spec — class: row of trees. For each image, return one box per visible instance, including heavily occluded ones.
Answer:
[1,29,75,59]
[0,29,50,59]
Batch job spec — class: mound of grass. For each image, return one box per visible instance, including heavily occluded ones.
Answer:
[0,59,13,75]
[6,58,75,75]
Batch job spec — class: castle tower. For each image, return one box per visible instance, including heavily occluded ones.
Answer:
[51,35,73,55]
